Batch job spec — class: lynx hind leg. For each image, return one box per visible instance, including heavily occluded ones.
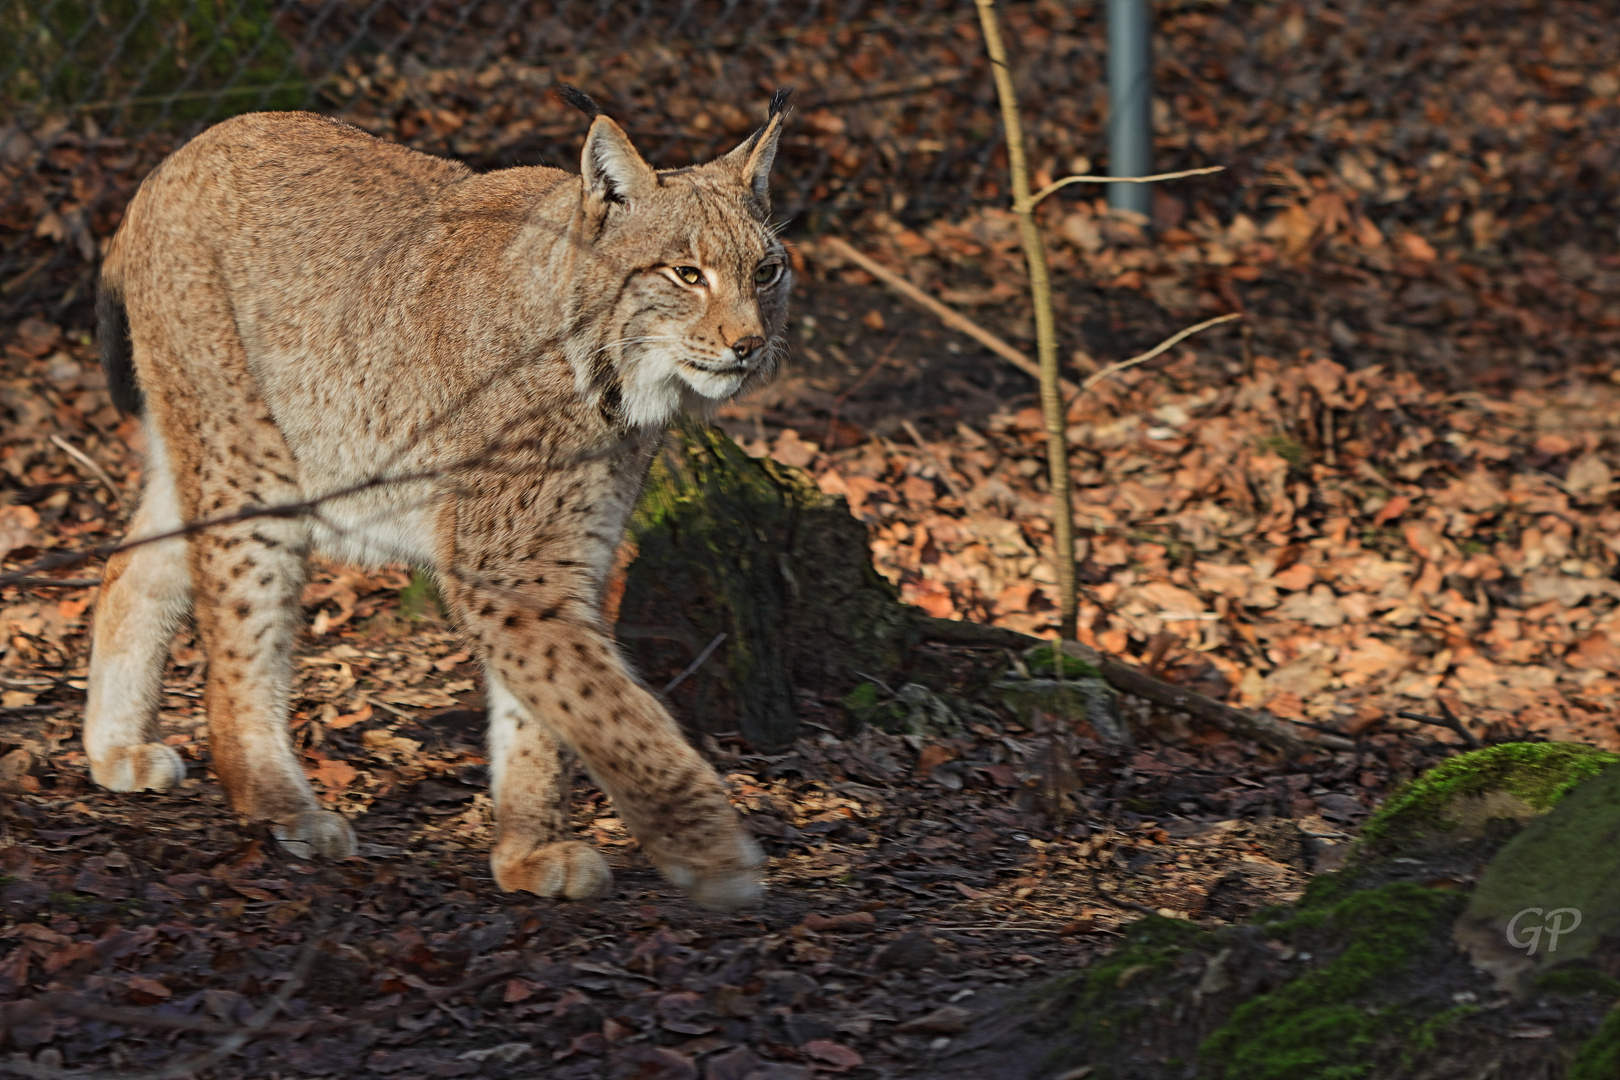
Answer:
[147,291,354,860]
[85,420,190,793]
[486,675,612,899]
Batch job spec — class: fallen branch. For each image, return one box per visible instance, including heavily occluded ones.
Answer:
[913,616,1351,755]
[817,236,1079,396]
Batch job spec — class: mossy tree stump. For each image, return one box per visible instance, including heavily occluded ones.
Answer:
[616,422,914,750]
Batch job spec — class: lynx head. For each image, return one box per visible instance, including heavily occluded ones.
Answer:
[562,88,793,428]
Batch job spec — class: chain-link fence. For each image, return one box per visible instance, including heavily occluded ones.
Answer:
[4,0,1618,328]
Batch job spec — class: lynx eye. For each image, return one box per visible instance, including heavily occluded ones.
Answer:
[754,262,783,288]
[673,266,705,286]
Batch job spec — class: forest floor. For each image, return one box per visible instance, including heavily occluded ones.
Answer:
[1,229,1616,1076]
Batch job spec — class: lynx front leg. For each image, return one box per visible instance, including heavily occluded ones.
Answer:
[85,422,189,793]
[485,674,612,899]
[455,594,762,908]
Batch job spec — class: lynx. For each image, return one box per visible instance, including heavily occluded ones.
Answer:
[85,90,792,909]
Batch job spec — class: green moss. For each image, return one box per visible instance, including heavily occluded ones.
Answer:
[1069,916,1211,1050]
[1291,869,1357,915]
[1360,743,1618,852]
[1571,1009,1620,1080]
[841,681,882,719]
[1025,643,1102,680]
[1402,1005,1479,1063]
[841,681,916,733]
[1535,965,1620,1000]
[398,569,443,621]
[1259,434,1310,474]
[1200,883,1467,1080]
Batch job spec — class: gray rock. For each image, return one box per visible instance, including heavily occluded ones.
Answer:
[994,677,1128,744]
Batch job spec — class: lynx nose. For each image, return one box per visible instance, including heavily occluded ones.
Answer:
[730,335,766,362]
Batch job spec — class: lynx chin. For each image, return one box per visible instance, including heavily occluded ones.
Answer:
[86,89,793,910]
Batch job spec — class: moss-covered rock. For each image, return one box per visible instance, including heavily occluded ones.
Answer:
[954,745,1620,1080]
[1358,742,1618,857]
[1200,883,1469,1080]
[840,680,966,738]
[1454,761,1620,988]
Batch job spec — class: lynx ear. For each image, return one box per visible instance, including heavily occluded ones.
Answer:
[581,115,656,212]
[722,89,791,214]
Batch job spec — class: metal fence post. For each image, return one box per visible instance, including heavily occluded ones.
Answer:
[1107,0,1152,217]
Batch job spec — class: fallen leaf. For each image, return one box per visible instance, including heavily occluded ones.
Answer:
[0,505,40,561]
[326,702,372,729]
[307,756,359,800]
[913,743,958,777]
[803,1039,863,1070]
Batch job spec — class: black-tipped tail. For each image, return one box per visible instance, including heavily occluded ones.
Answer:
[97,281,142,415]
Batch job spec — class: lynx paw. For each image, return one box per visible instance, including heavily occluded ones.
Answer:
[272,810,358,859]
[655,832,766,911]
[492,840,613,900]
[90,743,186,793]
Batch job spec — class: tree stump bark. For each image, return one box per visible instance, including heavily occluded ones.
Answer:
[616,421,913,750]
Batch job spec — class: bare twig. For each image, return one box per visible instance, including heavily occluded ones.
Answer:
[1029,166,1226,207]
[899,420,965,501]
[1090,872,1163,917]
[822,334,900,446]
[358,694,414,720]
[2,577,102,588]
[975,0,1077,641]
[48,435,120,508]
[818,236,1080,396]
[659,632,727,697]
[1396,703,1482,749]
[1075,313,1244,398]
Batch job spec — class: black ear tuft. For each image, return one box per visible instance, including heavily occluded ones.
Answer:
[768,87,793,119]
[554,84,601,118]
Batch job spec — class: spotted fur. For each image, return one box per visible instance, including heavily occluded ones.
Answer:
[85,101,791,909]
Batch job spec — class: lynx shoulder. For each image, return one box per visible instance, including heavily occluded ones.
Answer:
[86,92,791,909]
